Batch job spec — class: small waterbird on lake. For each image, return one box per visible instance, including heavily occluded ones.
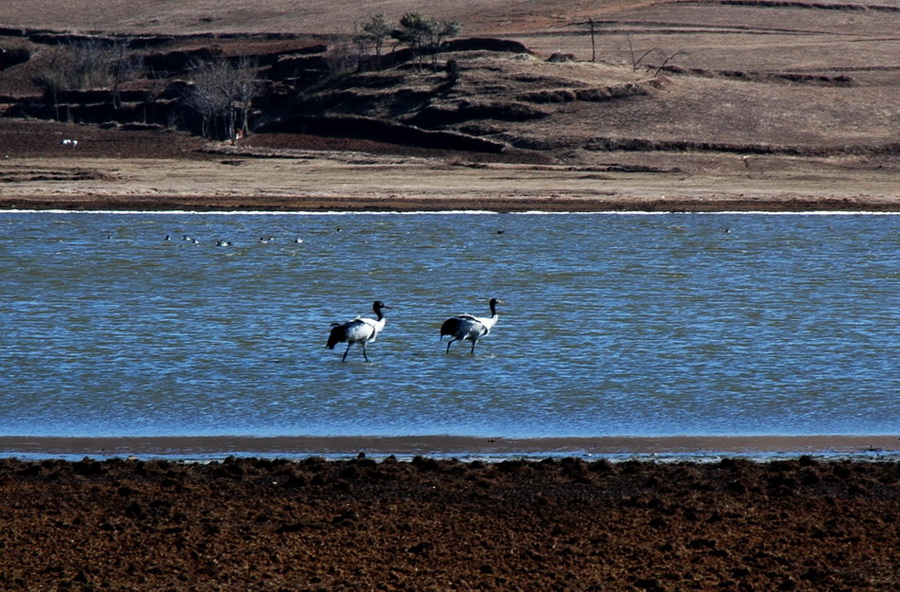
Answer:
[440,298,504,354]
[327,301,391,362]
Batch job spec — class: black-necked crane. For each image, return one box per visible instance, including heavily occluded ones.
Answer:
[326,301,391,362]
[440,298,504,354]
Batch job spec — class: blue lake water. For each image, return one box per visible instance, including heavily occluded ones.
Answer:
[0,211,897,441]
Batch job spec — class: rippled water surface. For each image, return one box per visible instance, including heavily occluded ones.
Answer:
[0,211,897,439]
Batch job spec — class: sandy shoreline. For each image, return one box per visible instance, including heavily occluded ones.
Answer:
[2,434,898,460]
[2,150,899,214]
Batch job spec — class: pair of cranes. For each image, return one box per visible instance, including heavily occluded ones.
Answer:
[326,298,504,362]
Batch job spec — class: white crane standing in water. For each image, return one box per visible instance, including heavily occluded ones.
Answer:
[326,301,391,362]
[440,298,504,354]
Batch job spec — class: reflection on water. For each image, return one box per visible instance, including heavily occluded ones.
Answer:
[0,211,897,439]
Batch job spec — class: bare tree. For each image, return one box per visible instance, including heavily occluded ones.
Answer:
[324,39,358,76]
[652,50,686,76]
[141,74,168,125]
[33,41,109,121]
[184,60,229,139]
[109,39,144,110]
[69,40,113,90]
[33,47,72,120]
[571,18,600,62]
[33,39,143,119]
[626,35,684,76]
[588,18,597,62]
[227,57,263,139]
[627,34,656,72]
[184,58,262,142]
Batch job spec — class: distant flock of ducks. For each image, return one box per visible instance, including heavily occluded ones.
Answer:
[327,298,504,362]
[163,234,304,246]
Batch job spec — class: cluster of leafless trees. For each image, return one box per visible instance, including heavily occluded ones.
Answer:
[33,39,143,121]
[181,57,261,143]
[31,39,261,142]
[29,13,461,142]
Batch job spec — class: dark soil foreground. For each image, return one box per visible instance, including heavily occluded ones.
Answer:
[1,456,899,591]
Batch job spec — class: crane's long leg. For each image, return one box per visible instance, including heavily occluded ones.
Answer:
[342,343,352,362]
[362,343,370,362]
[445,339,457,354]
[470,339,477,354]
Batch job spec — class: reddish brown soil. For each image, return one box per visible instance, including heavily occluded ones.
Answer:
[1,456,899,590]
[0,119,545,164]
[0,120,400,160]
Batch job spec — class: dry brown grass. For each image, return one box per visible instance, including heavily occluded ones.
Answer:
[0,0,640,36]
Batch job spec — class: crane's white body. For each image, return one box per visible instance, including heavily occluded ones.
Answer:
[441,298,503,354]
[327,301,390,362]
[342,316,385,344]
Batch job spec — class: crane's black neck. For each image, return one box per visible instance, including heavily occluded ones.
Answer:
[373,302,387,321]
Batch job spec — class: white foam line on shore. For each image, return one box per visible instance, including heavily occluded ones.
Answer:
[2,209,898,216]
[0,209,499,216]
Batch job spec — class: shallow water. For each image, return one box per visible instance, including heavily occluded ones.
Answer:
[0,211,897,440]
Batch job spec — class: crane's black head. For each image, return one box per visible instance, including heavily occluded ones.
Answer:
[373,300,391,311]
[488,298,505,313]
